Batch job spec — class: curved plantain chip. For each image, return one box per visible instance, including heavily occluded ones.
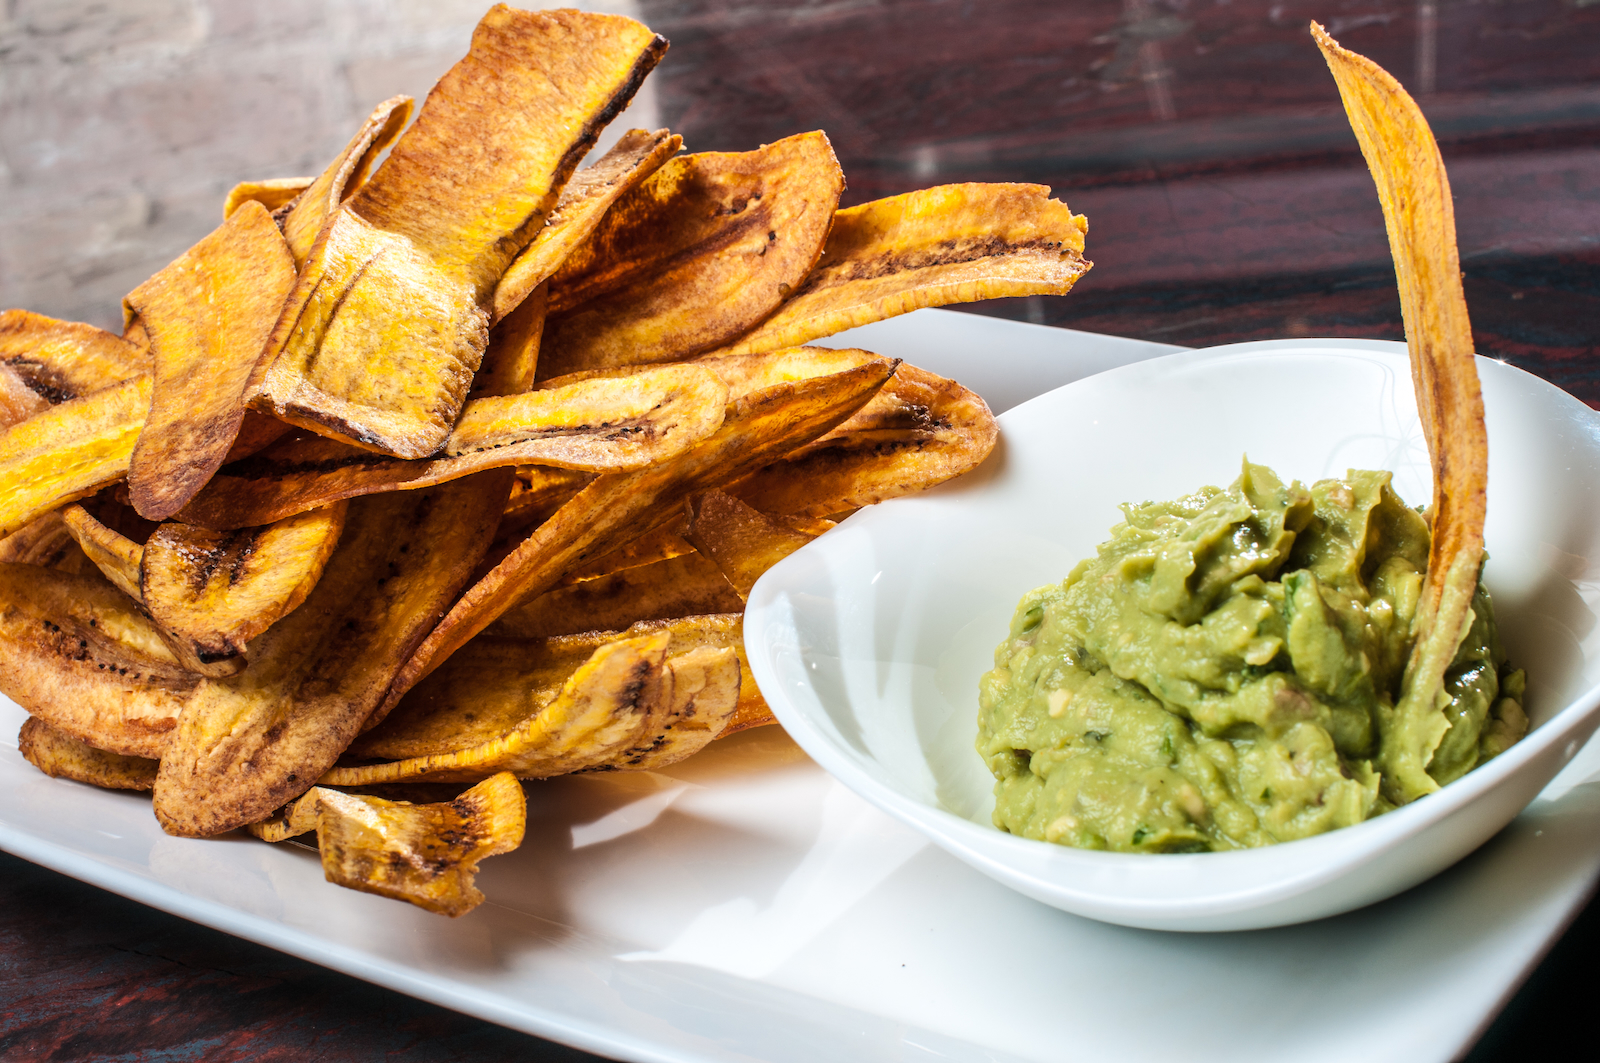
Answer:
[0,375,151,538]
[140,502,349,677]
[470,282,547,400]
[249,8,667,459]
[716,183,1091,356]
[153,475,508,837]
[250,772,526,917]
[0,511,83,570]
[279,95,414,266]
[19,716,159,792]
[618,645,741,770]
[0,309,151,400]
[124,200,299,521]
[0,563,196,758]
[536,131,845,380]
[490,549,741,640]
[0,361,49,427]
[1313,25,1492,804]
[733,362,998,517]
[61,504,144,603]
[223,177,314,219]
[490,128,682,325]
[682,490,829,600]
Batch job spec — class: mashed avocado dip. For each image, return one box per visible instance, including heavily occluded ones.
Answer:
[976,461,1528,853]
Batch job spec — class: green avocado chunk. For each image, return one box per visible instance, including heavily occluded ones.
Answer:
[976,460,1528,853]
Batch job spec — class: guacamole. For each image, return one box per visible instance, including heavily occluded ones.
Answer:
[976,461,1528,853]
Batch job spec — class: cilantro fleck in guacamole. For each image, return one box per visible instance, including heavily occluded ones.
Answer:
[976,461,1528,853]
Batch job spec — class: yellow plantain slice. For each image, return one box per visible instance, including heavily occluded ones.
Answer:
[19,716,159,791]
[61,504,144,602]
[489,550,741,640]
[0,563,196,758]
[470,282,547,400]
[376,359,898,717]
[139,503,349,677]
[733,362,999,517]
[490,128,682,325]
[0,511,82,569]
[620,645,742,770]
[153,477,507,837]
[536,131,845,380]
[124,200,298,520]
[683,490,828,600]
[0,361,49,426]
[249,8,667,459]
[180,365,728,530]
[223,177,314,219]
[279,96,414,266]
[1313,25,1493,803]
[0,309,150,400]
[716,183,1091,356]
[0,375,151,538]
[250,773,526,917]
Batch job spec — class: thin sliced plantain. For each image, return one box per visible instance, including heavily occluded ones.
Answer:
[61,504,144,602]
[0,375,151,538]
[248,9,666,459]
[0,310,151,400]
[249,772,525,917]
[278,95,413,266]
[0,563,196,758]
[536,131,845,380]
[470,282,547,400]
[0,362,49,426]
[124,200,298,520]
[19,716,159,791]
[489,550,741,639]
[716,183,1091,355]
[616,645,741,770]
[0,512,82,569]
[682,490,828,600]
[223,177,313,219]
[490,128,682,324]
[153,475,508,837]
[139,503,349,677]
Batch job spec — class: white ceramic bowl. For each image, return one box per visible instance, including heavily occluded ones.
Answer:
[745,338,1600,931]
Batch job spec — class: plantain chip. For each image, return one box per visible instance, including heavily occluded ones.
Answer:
[0,375,151,538]
[0,511,82,570]
[153,476,507,837]
[19,716,159,791]
[733,362,998,517]
[1313,25,1496,803]
[249,772,526,917]
[180,365,728,530]
[0,563,196,758]
[557,523,695,584]
[490,550,741,640]
[490,128,682,325]
[0,361,49,426]
[717,183,1091,356]
[124,200,299,521]
[0,309,151,400]
[61,504,144,602]
[223,177,314,219]
[248,8,667,459]
[682,490,828,600]
[376,358,897,717]
[536,131,845,380]
[470,282,547,400]
[620,644,742,769]
[278,96,413,266]
[139,503,349,677]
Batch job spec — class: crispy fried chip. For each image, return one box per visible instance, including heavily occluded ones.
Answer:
[0,375,151,538]
[223,177,313,219]
[279,96,413,266]
[683,490,826,600]
[140,503,348,677]
[622,644,742,768]
[0,362,49,426]
[248,8,667,459]
[124,200,298,520]
[180,365,728,530]
[716,183,1091,355]
[490,128,682,324]
[557,523,695,583]
[536,131,845,379]
[153,477,507,837]
[0,310,150,400]
[490,550,741,639]
[0,511,83,570]
[1313,25,1492,803]
[61,504,144,602]
[471,282,547,400]
[19,716,158,791]
[0,563,195,757]
[251,773,525,917]
[376,359,897,717]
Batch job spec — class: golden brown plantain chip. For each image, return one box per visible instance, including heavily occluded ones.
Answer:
[490,128,682,325]
[536,131,845,380]
[490,550,741,640]
[0,511,83,570]
[683,490,827,600]
[619,644,742,769]
[181,366,728,530]
[376,358,897,717]
[0,309,151,400]
[733,362,998,517]
[557,524,695,584]
[124,200,298,520]
[19,716,159,791]
[153,476,508,837]
[716,183,1091,355]
[61,504,144,602]
[249,8,666,459]
[470,282,547,400]
[259,773,526,916]
[223,177,314,219]
[0,563,196,758]
[279,96,413,266]
[0,361,49,426]
[140,503,348,677]
[0,375,151,538]
[1313,25,1491,804]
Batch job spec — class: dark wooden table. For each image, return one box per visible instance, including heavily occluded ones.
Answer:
[3,1,1599,1059]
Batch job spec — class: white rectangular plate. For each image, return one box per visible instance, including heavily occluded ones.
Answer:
[3,309,1596,1063]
